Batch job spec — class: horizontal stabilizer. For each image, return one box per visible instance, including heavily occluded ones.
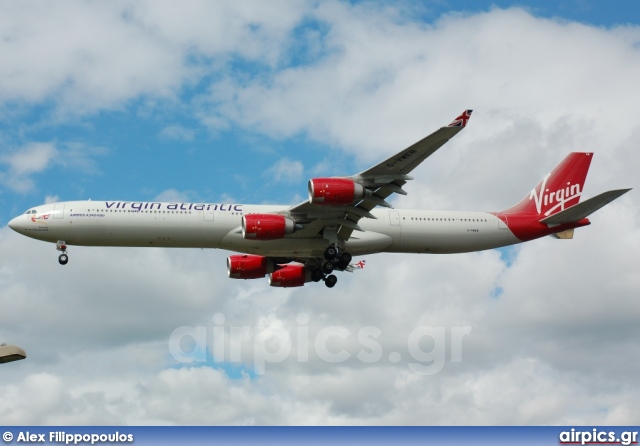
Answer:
[540,188,631,225]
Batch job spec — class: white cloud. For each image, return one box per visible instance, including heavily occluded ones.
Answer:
[219,193,238,204]
[0,142,58,193]
[0,0,307,116]
[0,142,106,194]
[264,157,304,183]
[159,125,196,142]
[44,195,60,204]
[3,142,57,175]
[153,188,195,203]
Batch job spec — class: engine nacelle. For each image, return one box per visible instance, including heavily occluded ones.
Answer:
[268,264,310,288]
[242,214,295,240]
[308,178,365,206]
[227,254,276,279]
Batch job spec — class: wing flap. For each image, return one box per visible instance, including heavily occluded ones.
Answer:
[540,188,631,225]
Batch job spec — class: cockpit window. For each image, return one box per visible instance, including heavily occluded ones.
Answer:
[25,210,36,214]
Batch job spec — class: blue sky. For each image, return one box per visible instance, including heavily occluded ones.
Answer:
[423,1,640,27]
[1,1,639,425]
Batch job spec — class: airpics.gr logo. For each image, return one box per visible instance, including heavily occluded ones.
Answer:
[559,428,638,445]
[30,213,51,224]
[529,174,582,216]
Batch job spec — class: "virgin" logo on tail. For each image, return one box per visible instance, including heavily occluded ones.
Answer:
[529,174,582,216]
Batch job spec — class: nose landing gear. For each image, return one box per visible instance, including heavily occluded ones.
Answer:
[56,241,68,265]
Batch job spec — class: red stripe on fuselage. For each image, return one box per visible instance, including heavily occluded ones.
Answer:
[492,213,590,241]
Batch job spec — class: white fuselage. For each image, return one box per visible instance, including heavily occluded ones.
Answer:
[9,200,521,258]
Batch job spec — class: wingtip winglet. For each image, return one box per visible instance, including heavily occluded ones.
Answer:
[447,109,473,128]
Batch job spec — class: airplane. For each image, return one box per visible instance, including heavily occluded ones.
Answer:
[7,110,631,288]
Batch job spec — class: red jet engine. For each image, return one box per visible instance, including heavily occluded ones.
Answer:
[268,264,309,287]
[242,214,295,240]
[227,254,276,279]
[308,178,365,205]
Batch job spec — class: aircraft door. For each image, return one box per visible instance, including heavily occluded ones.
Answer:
[203,207,214,221]
[53,203,65,219]
[389,210,400,226]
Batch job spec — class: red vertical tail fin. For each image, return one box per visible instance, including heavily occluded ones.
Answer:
[502,152,593,217]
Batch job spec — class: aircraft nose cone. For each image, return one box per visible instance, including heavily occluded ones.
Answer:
[8,216,23,232]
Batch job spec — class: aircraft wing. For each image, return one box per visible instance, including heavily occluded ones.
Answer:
[287,110,473,241]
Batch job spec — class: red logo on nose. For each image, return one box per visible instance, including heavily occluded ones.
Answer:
[31,214,50,223]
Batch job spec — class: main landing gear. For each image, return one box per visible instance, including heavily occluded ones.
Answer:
[56,241,68,265]
[312,245,352,288]
[311,270,338,288]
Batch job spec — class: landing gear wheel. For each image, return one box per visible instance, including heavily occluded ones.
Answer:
[324,246,338,261]
[58,254,69,265]
[311,269,324,282]
[337,252,352,269]
[322,261,335,275]
[324,274,337,288]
